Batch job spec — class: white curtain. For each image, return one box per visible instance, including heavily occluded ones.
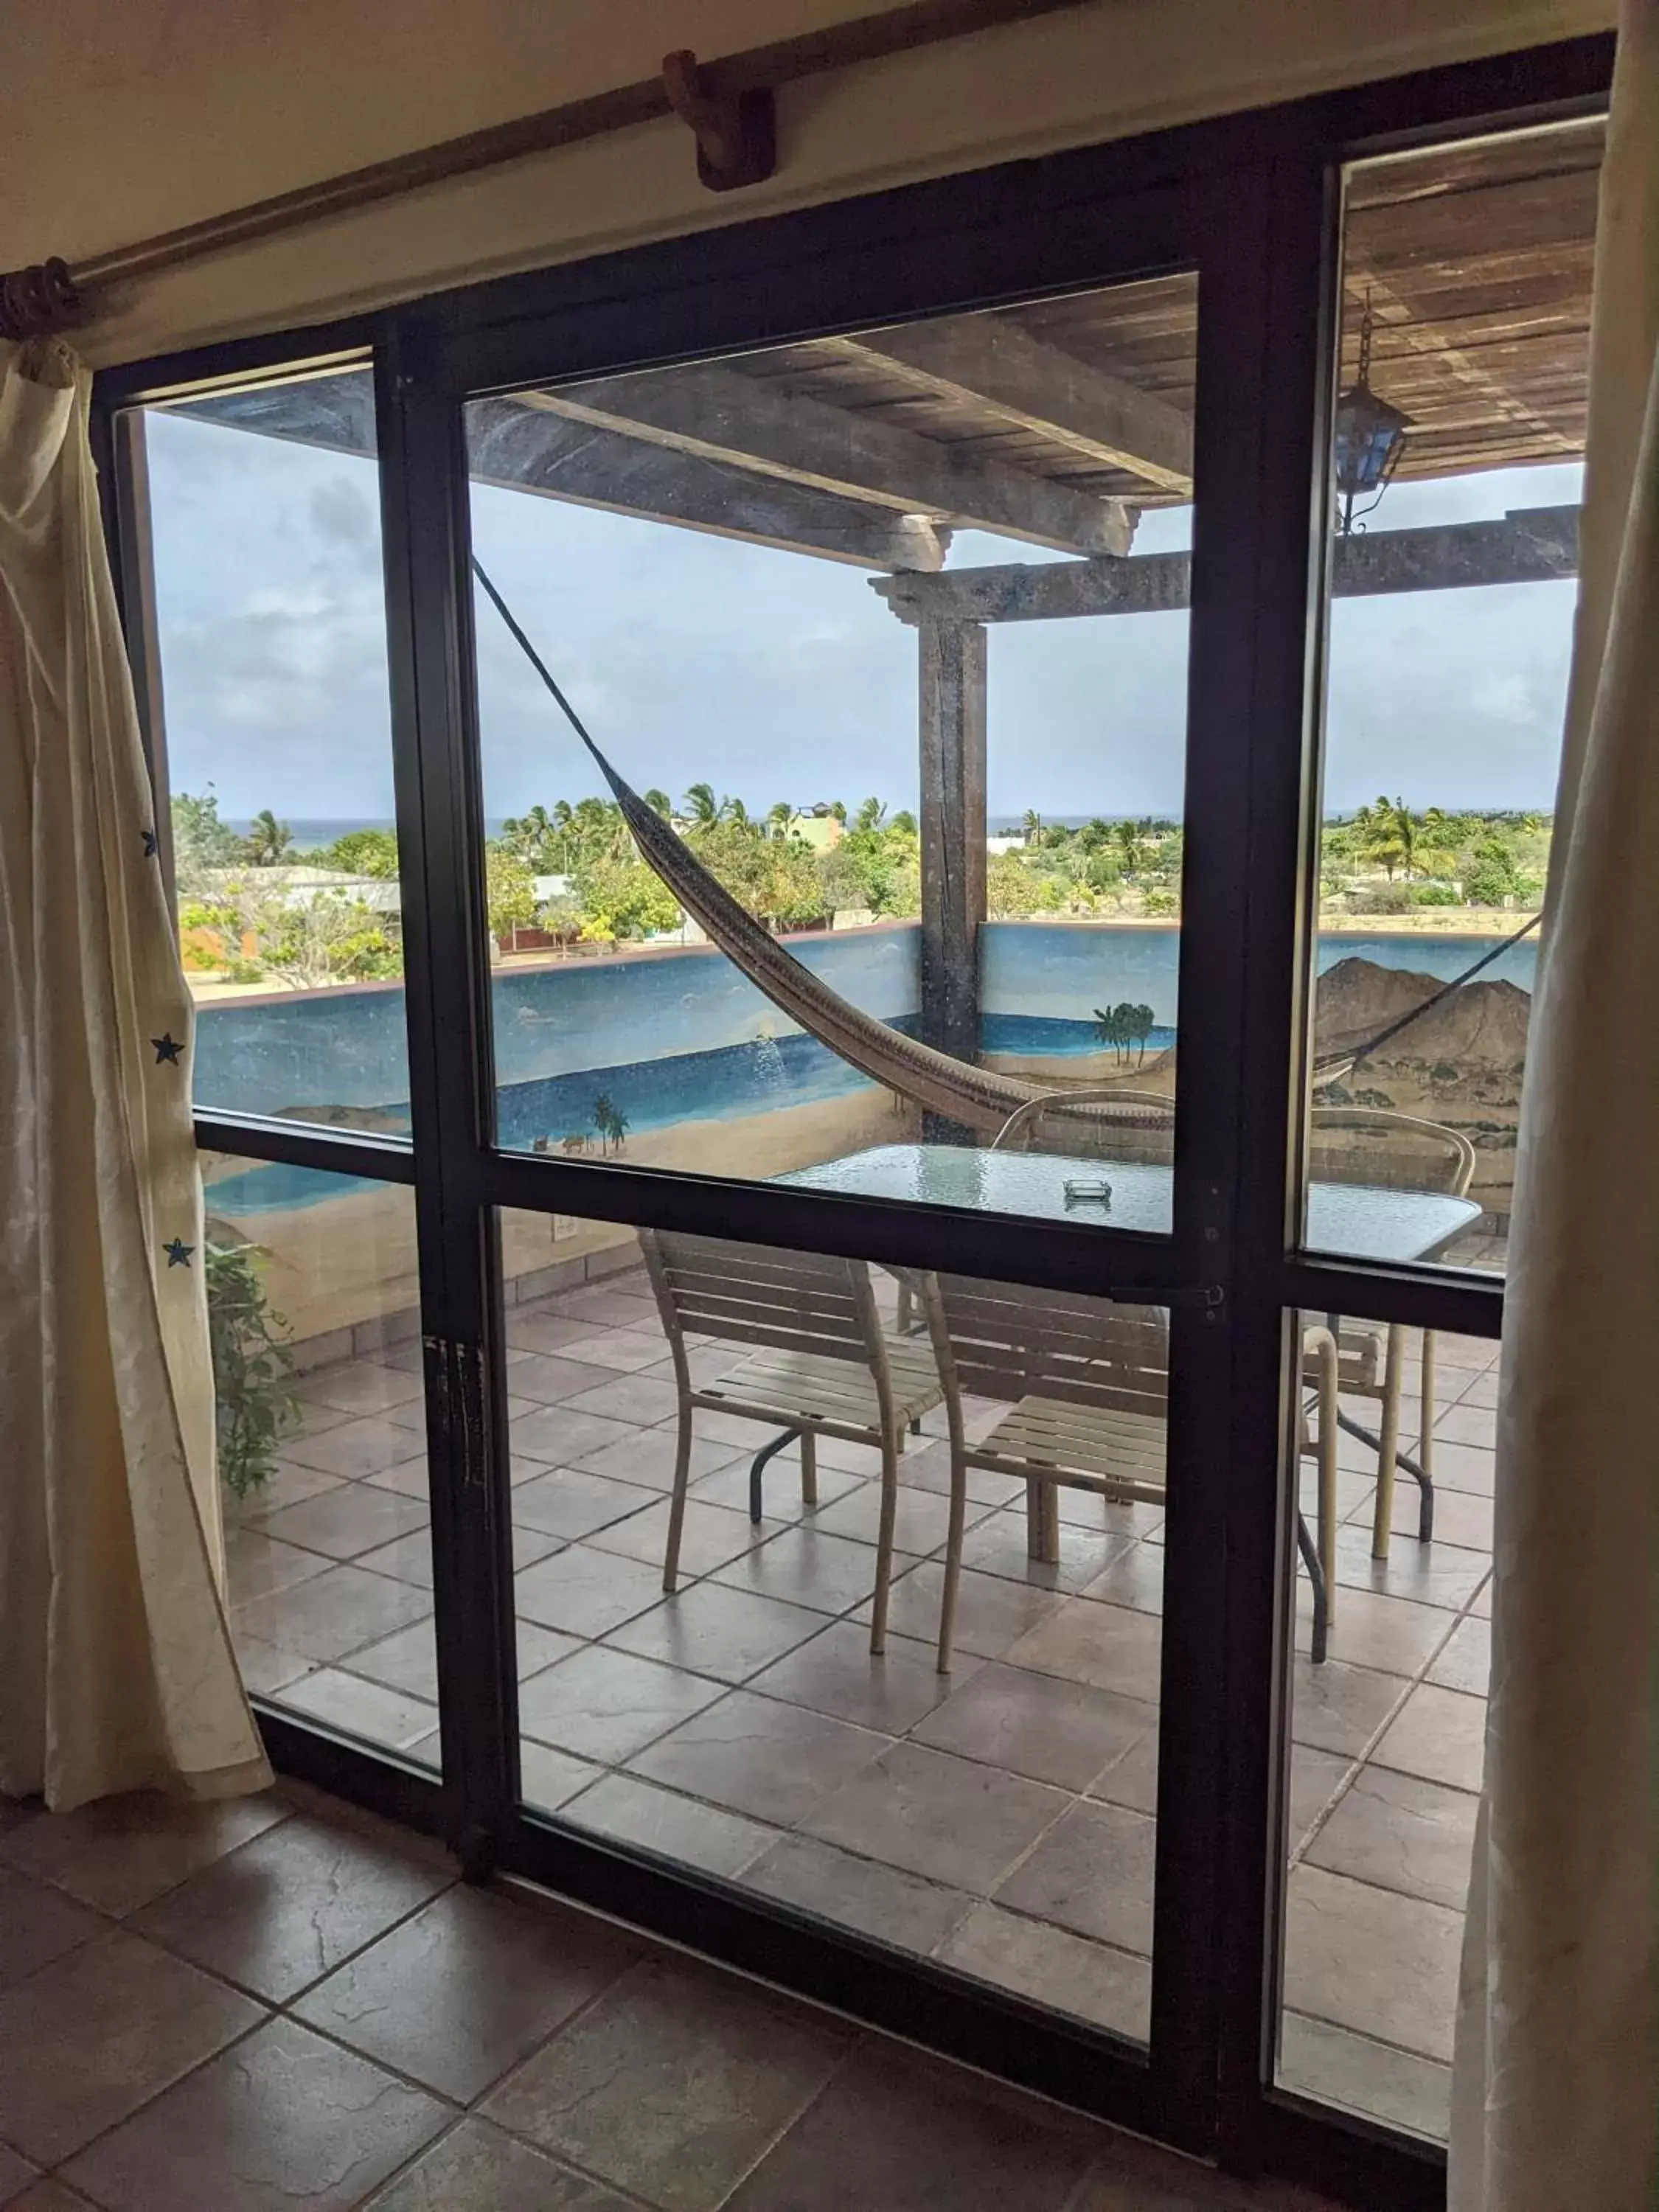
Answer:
[0,337,269,1812]
[1450,4,1659,2203]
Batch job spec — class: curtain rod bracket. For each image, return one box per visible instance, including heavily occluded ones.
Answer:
[661,50,776,192]
[0,259,81,342]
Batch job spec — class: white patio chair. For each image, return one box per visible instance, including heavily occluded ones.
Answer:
[1303,1107,1477,1555]
[990,1084,1177,1166]
[921,1273,1342,1672]
[888,1084,1177,1340]
[639,1229,943,1652]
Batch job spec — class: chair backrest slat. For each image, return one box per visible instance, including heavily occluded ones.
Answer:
[1309,1108,1476,1197]
[929,1273,1169,1416]
[993,1087,1175,1165]
[641,1229,877,1365]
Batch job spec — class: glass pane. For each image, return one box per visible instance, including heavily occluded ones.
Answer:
[206,1153,437,1771]
[1301,119,1604,1273]
[467,276,1196,1228]
[133,369,412,1133]
[1278,1308,1496,2138]
[500,1206,1166,2045]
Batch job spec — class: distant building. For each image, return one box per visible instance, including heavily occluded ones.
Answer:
[201,864,403,914]
[786,810,844,852]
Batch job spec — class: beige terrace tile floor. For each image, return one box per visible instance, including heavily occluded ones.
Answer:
[224,1267,1501,2149]
[0,1779,1344,2210]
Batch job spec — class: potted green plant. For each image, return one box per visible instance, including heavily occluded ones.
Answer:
[204,1237,300,1500]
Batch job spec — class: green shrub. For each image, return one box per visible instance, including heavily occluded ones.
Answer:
[205,1239,299,1499]
[1348,880,1413,916]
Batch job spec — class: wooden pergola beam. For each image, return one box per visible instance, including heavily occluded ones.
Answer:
[529,362,1134,556]
[476,396,951,569]
[818,319,1194,494]
[174,383,952,571]
[873,504,1581,623]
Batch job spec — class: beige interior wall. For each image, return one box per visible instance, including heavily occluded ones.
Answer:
[1,0,1613,368]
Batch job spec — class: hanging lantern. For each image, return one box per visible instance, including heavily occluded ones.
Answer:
[1333,293,1411,534]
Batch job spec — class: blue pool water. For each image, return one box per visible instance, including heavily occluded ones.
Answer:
[195,921,1536,1217]
[205,1160,385,1215]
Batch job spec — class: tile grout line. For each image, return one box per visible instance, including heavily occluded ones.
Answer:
[1287,1573,1486,1871]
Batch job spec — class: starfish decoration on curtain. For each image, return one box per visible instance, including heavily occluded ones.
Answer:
[150,1032,183,1065]
[162,1238,194,1268]
[141,827,159,858]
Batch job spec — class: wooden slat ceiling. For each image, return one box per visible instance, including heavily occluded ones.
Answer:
[729,274,1197,509]
[1341,117,1603,480]
[713,114,1603,507]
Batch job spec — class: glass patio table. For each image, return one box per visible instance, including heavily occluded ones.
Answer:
[779,1144,1482,1661]
[776,1141,1483,1262]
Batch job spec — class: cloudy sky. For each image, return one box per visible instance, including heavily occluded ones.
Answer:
[144,377,1582,832]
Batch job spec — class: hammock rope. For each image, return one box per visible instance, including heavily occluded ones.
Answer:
[473,555,1159,1138]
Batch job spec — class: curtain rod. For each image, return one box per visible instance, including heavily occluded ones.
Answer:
[0,0,1096,341]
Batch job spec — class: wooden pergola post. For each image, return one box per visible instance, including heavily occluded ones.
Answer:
[917,614,987,1075]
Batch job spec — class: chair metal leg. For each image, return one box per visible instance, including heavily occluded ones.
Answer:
[1335,1409,1436,1543]
[798,1428,818,1509]
[747,1425,801,1526]
[663,1415,694,1591]
[936,1433,968,1674]
[1370,1321,1405,1562]
[1024,1477,1046,1560]
[869,1427,900,1655]
[1310,1329,1338,1632]
[1300,1515,1329,1666]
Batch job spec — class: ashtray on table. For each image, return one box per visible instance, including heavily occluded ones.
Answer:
[1062,1178,1113,1210]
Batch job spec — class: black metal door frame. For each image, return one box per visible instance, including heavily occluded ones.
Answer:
[395,152,1246,2162]
[94,35,1612,2208]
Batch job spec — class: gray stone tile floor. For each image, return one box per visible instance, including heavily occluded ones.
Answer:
[217,1267,1496,2150]
[0,1779,1347,2209]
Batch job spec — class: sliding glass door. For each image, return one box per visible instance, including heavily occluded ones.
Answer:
[97,37,1610,2205]
[403,173,1255,2152]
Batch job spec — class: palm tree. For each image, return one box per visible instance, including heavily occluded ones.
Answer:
[505,803,556,869]
[1355,795,1416,880]
[1093,1005,1126,1065]
[1020,808,1042,846]
[766,801,794,840]
[725,796,751,830]
[642,788,672,817]
[591,1091,630,1155]
[243,809,293,866]
[1113,818,1146,875]
[854,796,887,833]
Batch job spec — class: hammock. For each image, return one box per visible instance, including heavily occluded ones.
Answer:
[474,559,1170,1142]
